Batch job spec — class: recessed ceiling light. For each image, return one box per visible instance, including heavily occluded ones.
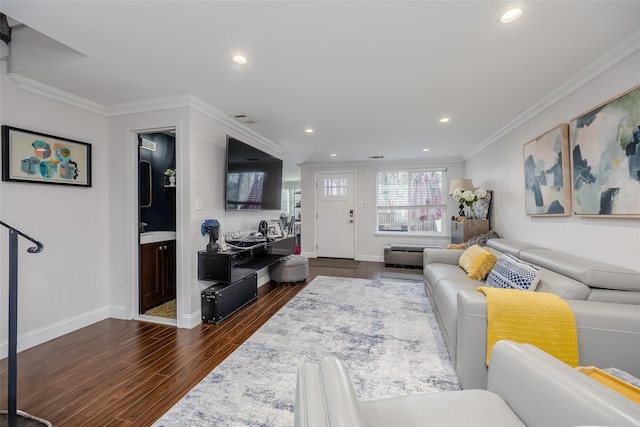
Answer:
[439,117,450,123]
[422,148,430,152]
[305,128,314,133]
[331,153,337,157]
[500,8,523,23]
[232,55,248,65]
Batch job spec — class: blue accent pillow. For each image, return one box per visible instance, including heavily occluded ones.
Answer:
[485,253,541,291]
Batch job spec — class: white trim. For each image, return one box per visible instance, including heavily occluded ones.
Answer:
[182,310,203,329]
[7,75,284,156]
[0,306,110,359]
[109,304,127,320]
[134,314,177,327]
[8,73,107,115]
[466,29,640,160]
[300,158,461,170]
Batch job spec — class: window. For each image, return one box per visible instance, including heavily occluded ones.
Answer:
[376,169,446,234]
[323,178,347,196]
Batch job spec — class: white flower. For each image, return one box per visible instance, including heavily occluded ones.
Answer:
[452,188,464,199]
[474,187,487,199]
[462,190,475,202]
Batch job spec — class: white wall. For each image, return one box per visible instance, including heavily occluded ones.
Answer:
[107,104,286,329]
[0,64,110,356]
[466,50,640,271]
[106,106,190,325]
[299,160,465,261]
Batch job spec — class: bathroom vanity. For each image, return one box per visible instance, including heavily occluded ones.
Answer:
[140,231,176,313]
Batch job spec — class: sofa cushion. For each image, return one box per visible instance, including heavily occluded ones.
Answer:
[485,254,541,291]
[458,245,498,280]
[423,264,470,299]
[535,268,591,300]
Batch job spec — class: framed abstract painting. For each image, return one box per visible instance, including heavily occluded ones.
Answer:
[523,124,571,216]
[2,126,92,187]
[570,85,640,217]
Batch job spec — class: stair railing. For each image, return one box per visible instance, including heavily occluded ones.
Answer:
[1,220,44,427]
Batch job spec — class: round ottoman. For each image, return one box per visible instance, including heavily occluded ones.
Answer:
[270,255,308,284]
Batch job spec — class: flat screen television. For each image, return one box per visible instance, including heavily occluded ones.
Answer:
[225,136,283,211]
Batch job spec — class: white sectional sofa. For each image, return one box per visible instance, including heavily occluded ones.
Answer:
[294,340,640,427]
[423,238,640,390]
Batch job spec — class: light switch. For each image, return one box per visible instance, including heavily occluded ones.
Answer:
[195,198,205,210]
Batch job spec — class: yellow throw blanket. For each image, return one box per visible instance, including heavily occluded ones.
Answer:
[478,286,579,367]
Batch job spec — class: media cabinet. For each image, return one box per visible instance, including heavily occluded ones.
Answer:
[198,236,295,323]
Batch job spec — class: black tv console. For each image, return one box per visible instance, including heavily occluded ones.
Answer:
[198,236,295,323]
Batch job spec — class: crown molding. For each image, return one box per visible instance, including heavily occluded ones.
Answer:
[7,74,284,155]
[186,95,284,155]
[465,29,640,161]
[8,73,107,115]
[299,157,463,170]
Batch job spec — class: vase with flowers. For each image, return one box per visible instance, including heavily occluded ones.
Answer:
[452,186,487,219]
[164,168,176,186]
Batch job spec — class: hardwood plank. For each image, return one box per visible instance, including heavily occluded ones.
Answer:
[0,262,385,425]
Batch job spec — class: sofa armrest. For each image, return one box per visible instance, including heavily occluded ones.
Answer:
[566,299,640,378]
[455,290,489,390]
[423,248,463,266]
[489,340,640,426]
[294,356,367,427]
[456,290,640,391]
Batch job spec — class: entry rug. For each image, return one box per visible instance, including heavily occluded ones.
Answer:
[153,276,460,427]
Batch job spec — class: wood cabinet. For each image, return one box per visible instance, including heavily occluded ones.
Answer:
[140,240,176,312]
[450,219,489,244]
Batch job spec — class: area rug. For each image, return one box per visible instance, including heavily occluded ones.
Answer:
[144,299,176,319]
[380,267,424,281]
[153,275,460,427]
[0,410,52,427]
[307,257,360,268]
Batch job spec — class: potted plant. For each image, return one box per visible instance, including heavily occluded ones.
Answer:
[164,168,176,186]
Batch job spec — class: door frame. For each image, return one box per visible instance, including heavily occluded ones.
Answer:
[314,170,357,259]
[127,124,185,327]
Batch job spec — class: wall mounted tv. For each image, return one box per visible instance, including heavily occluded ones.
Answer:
[225,136,283,211]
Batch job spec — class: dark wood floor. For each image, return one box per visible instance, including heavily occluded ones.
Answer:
[0,261,386,426]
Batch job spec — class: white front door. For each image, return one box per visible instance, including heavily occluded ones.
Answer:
[316,172,355,259]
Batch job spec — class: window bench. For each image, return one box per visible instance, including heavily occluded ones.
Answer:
[384,243,442,268]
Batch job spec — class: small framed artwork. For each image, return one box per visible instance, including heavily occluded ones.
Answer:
[570,85,640,217]
[476,190,492,220]
[2,126,92,187]
[267,222,282,238]
[523,124,571,216]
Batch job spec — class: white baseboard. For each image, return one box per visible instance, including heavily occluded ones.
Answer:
[109,304,128,320]
[181,310,203,329]
[0,306,110,359]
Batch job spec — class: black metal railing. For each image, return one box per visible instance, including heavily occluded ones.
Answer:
[1,220,43,427]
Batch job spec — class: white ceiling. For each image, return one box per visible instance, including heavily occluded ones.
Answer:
[2,1,639,181]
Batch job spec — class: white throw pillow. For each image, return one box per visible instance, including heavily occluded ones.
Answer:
[485,253,541,291]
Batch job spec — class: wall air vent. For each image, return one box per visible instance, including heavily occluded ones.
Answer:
[369,155,385,159]
[140,138,156,151]
[233,114,256,124]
